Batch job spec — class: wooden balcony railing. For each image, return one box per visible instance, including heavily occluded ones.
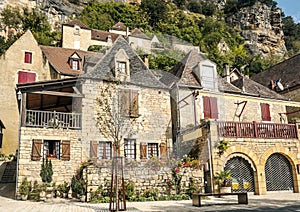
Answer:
[25,110,81,129]
[217,121,298,139]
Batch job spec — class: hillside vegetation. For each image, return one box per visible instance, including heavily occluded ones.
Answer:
[1,0,300,75]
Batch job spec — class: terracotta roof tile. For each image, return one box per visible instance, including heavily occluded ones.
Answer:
[63,20,90,30]
[40,46,96,76]
[130,28,151,40]
[111,22,127,31]
[91,29,120,42]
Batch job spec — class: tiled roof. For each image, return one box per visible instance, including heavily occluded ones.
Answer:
[63,20,90,30]
[40,46,96,76]
[111,22,127,31]
[231,76,288,100]
[251,54,300,91]
[83,37,168,89]
[91,29,121,42]
[130,28,151,40]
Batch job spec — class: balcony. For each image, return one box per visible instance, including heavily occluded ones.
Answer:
[25,110,81,129]
[217,121,298,139]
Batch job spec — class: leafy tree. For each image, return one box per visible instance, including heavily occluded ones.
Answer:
[140,0,168,28]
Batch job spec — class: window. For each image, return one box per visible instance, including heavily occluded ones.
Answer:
[124,139,136,159]
[261,103,271,121]
[70,59,80,70]
[148,143,158,158]
[74,28,80,35]
[0,120,5,149]
[119,89,139,118]
[117,62,126,73]
[201,65,216,89]
[18,71,36,84]
[203,96,218,119]
[24,52,32,64]
[99,142,112,159]
[31,139,70,161]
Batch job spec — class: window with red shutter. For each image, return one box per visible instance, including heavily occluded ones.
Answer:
[24,52,32,64]
[260,103,271,121]
[18,71,36,84]
[203,96,218,119]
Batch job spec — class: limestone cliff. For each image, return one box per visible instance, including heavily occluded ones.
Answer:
[226,1,287,58]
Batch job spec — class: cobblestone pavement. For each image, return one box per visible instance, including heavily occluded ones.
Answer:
[1,183,300,211]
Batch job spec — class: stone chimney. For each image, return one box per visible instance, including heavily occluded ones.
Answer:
[224,63,230,83]
[144,55,149,68]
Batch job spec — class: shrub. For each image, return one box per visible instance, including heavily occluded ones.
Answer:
[40,158,53,183]
[19,177,32,196]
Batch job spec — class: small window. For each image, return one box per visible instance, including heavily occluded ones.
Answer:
[148,143,158,158]
[118,62,126,73]
[200,65,216,89]
[24,52,32,64]
[99,142,112,159]
[203,96,218,119]
[124,139,136,159]
[44,140,60,159]
[71,59,80,70]
[74,28,80,35]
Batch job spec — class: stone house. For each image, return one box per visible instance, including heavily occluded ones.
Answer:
[0,30,95,155]
[15,37,175,193]
[251,53,300,121]
[161,50,300,195]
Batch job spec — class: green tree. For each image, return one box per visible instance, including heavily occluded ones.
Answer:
[140,0,168,28]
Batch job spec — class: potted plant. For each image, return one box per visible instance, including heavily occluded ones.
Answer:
[71,176,86,201]
[214,170,232,193]
[19,177,32,200]
[57,181,70,198]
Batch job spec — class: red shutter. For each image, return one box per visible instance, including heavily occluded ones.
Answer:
[18,71,36,84]
[261,103,271,121]
[31,139,42,161]
[210,97,218,119]
[203,96,211,118]
[24,52,32,63]
[61,140,71,161]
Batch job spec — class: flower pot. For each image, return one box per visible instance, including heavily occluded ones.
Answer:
[21,194,28,201]
[63,192,68,198]
[80,195,86,202]
[220,186,232,193]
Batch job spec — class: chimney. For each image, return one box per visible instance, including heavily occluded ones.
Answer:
[144,55,149,68]
[224,63,230,83]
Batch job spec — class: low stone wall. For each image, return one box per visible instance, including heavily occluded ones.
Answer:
[86,161,204,199]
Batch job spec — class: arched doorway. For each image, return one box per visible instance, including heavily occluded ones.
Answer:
[265,153,294,191]
[224,157,255,192]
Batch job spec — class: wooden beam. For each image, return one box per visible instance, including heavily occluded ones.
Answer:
[30,90,83,98]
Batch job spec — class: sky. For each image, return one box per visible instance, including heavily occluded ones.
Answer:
[276,0,300,23]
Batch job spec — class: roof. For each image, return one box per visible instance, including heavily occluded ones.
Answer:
[111,22,127,31]
[251,54,300,91]
[83,37,168,89]
[40,46,96,76]
[130,28,151,40]
[91,29,120,42]
[231,76,288,100]
[63,20,90,30]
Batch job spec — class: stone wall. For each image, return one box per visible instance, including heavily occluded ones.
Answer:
[86,162,204,199]
[17,127,82,187]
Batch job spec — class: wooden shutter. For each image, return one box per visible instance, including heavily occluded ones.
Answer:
[210,97,218,119]
[90,141,98,158]
[140,143,147,159]
[160,143,167,159]
[120,90,130,116]
[203,96,211,118]
[31,139,42,161]
[261,103,271,121]
[18,71,36,84]
[24,52,32,63]
[61,140,71,161]
[130,90,139,118]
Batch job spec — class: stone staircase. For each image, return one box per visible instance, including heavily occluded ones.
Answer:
[0,161,16,183]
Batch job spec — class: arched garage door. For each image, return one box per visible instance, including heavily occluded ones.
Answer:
[224,157,255,192]
[265,153,294,191]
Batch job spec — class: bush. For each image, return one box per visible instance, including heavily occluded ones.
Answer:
[40,158,53,183]
[19,177,32,196]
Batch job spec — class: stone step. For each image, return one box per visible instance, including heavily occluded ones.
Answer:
[0,161,16,183]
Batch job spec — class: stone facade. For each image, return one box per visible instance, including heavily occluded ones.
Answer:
[17,127,82,186]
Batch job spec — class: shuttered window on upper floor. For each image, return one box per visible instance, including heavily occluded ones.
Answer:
[203,96,218,119]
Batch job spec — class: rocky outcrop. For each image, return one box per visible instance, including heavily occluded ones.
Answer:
[226,2,287,58]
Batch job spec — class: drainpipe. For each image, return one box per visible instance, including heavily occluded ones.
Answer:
[15,90,23,199]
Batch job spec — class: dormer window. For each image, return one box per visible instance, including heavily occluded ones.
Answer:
[68,52,82,71]
[194,60,218,91]
[118,61,126,73]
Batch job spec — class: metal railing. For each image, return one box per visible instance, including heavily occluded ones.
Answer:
[217,121,298,139]
[25,110,81,129]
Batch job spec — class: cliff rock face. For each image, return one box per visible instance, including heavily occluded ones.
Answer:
[226,2,287,58]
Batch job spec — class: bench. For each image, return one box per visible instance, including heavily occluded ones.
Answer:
[192,192,248,207]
